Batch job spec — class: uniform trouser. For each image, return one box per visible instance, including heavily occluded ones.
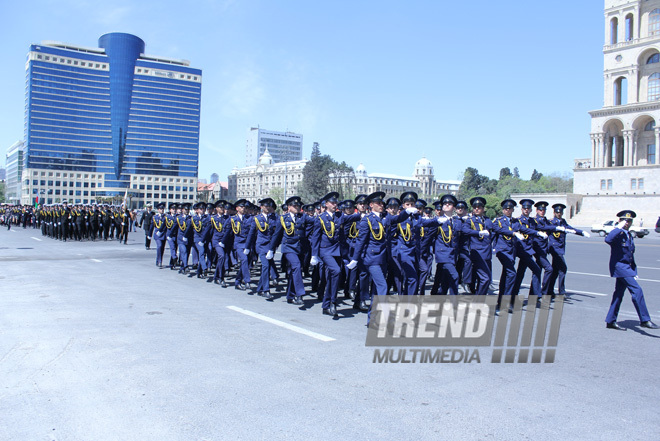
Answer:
[496,251,517,307]
[321,255,342,309]
[103,223,110,240]
[387,250,402,294]
[534,252,553,295]
[178,239,191,269]
[356,261,372,304]
[167,236,178,264]
[257,252,278,293]
[513,251,542,298]
[145,230,152,249]
[366,263,388,322]
[119,226,128,244]
[431,262,459,295]
[470,250,492,296]
[234,246,251,285]
[418,253,433,295]
[214,245,227,281]
[193,241,207,272]
[343,259,358,295]
[155,236,166,266]
[284,252,305,299]
[606,277,651,323]
[457,249,472,285]
[314,262,326,297]
[547,249,567,295]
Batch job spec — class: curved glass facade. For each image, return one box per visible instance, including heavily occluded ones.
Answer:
[23,33,201,206]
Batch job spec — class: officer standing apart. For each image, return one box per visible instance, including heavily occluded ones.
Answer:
[604,210,658,330]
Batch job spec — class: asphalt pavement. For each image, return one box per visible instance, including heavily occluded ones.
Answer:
[1,226,659,441]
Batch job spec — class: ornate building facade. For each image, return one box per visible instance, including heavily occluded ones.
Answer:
[572,0,660,224]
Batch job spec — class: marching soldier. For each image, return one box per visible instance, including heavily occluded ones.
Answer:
[454,200,473,293]
[492,199,520,311]
[605,210,658,330]
[210,201,230,287]
[430,194,462,295]
[311,192,361,317]
[267,196,315,305]
[177,202,193,273]
[152,202,167,267]
[246,198,279,299]
[191,202,210,278]
[547,203,589,298]
[165,203,179,269]
[511,199,546,306]
[532,201,556,295]
[460,197,493,296]
[223,199,252,290]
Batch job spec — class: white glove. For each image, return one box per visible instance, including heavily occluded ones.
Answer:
[218,242,224,248]
[615,221,627,229]
[582,231,590,238]
[634,275,639,280]
[199,242,204,247]
[437,216,449,224]
[155,232,161,236]
[346,260,358,270]
[310,256,319,266]
[147,236,152,240]
[243,248,250,255]
[183,238,187,243]
[478,230,490,237]
[555,226,565,232]
[537,231,548,239]
[514,232,524,240]
[266,250,274,260]
[405,207,418,214]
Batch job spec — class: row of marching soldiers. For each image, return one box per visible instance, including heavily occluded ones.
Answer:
[146,190,587,319]
[1,204,37,230]
[34,201,133,243]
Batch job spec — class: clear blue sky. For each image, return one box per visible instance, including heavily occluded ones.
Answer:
[1,0,604,183]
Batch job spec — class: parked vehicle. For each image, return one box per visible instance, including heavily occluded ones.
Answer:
[655,216,660,234]
[591,220,650,238]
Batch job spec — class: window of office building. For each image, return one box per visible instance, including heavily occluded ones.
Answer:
[638,178,644,190]
[631,178,637,190]
[607,179,613,190]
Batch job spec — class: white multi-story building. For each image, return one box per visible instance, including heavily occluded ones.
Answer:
[346,158,460,200]
[245,127,303,166]
[5,141,24,204]
[228,152,460,204]
[229,149,307,201]
[571,0,660,223]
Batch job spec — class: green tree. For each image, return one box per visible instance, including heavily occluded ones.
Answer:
[513,167,520,178]
[530,169,543,182]
[0,181,5,203]
[269,187,285,206]
[457,167,489,200]
[300,143,354,202]
[499,167,512,180]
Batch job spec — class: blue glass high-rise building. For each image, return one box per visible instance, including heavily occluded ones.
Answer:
[22,33,201,207]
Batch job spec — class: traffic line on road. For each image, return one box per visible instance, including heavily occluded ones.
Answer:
[638,266,660,270]
[568,271,660,283]
[30,237,42,241]
[227,306,336,342]
[90,259,102,263]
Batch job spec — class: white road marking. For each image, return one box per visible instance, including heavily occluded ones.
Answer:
[10,230,16,233]
[227,306,336,342]
[492,280,608,297]
[91,259,102,263]
[568,271,659,283]
[30,237,42,241]
[566,289,607,297]
[638,266,660,270]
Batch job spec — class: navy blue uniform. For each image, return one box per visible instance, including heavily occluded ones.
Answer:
[605,227,651,324]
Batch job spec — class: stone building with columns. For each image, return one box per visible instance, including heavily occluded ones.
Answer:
[572,0,660,225]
